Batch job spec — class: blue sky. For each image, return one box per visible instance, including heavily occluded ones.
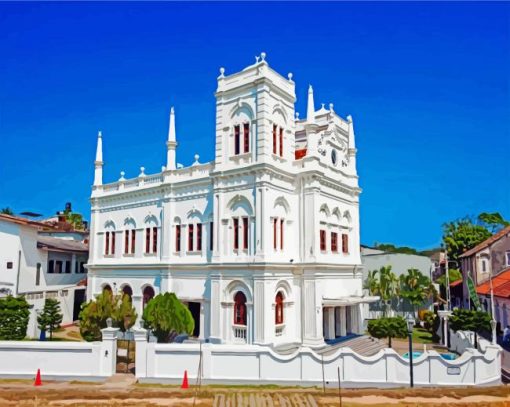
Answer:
[0,2,509,250]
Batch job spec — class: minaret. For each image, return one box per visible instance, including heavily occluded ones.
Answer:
[93,131,103,186]
[306,85,315,124]
[166,107,177,170]
[347,115,357,169]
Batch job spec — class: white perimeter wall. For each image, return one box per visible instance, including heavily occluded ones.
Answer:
[135,329,501,387]
[0,328,118,380]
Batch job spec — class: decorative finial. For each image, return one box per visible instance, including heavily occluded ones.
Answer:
[329,103,334,112]
[171,106,174,114]
[295,112,300,120]
[288,72,293,81]
[219,67,225,78]
[119,171,125,181]
[139,167,145,177]
[255,55,260,63]
[193,154,200,165]
[347,114,353,123]
[260,52,266,61]
[98,130,102,138]
[321,103,325,109]
[161,166,166,172]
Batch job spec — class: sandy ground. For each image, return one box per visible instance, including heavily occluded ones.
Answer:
[0,378,509,406]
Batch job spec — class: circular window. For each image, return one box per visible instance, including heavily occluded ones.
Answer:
[331,149,337,165]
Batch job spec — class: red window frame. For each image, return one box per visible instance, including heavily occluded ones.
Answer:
[331,232,338,253]
[188,224,194,252]
[234,125,240,155]
[175,225,181,252]
[342,233,349,254]
[105,232,110,255]
[131,230,136,254]
[320,230,326,251]
[275,292,284,324]
[279,127,283,157]
[234,291,247,325]
[124,230,129,254]
[272,124,277,154]
[242,217,248,250]
[273,218,278,250]
[243,123,249,153]
[111,231,115,254]
[280,219,284,250]
[209,221,214,251]
[152,227,157,253]
[145,228,150,253]
[197,223,202,251]
[233,218,239,250]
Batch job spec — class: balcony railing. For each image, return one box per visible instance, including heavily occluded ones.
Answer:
[232,324,247,343]
[275,324,285,337]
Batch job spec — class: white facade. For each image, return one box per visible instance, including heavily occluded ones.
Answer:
[87,54,374,346]
[0,215,88,337]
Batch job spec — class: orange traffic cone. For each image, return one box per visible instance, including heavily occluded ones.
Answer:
[181,370,189,389]
[34,369,42,386]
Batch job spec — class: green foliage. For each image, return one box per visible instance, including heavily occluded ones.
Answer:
[37,298,63,339]
[449,308,491,334]
[399,269,437,316]
[422,310,437,332]
[79,290,137,342]
[0,296,29,340]
[63,206,85,230]
[367,316,408,347]
[0,207,14,215]
[142,293,194,343]
[373,243,418,255]
[477,212,510,233]
[443,217,493,261]
[435,268,462,288]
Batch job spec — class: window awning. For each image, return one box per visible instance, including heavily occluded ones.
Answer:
[322,296,379,307]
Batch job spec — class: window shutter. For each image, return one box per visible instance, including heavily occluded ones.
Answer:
[105,232,110,255]
[131,230,136,254]
[152,227,157,253]
[234,125,240,155]
[233,218,239,250]
[197,223,202,251]
[280,219,284,250]
[176,225,181,252]
[279,127,283,157]
[145,228,150,253]
[273,124,277,154]
[243,123,249,153]
[320,230,326,251]
[188,224,194,252]
[243,217,248,250]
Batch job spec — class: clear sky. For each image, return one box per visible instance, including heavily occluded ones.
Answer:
[0,2,509,250]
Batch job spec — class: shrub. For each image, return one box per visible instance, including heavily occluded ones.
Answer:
[142,293,194,343]
[367,316,408,347]
[79,290,137,341]
[37,298,63,340]
[0,296,30,340]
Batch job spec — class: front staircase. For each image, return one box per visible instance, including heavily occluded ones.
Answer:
[318,335,387,357]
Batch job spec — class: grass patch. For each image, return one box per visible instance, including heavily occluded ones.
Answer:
[69,380,102,385]
[411,327,433,344]
[0,378,33,384]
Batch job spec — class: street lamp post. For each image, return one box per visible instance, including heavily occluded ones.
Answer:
[406,315,414,388]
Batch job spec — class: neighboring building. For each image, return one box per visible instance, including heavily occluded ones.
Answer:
[460,225,510,309]
[361,245,433,316]
[0,213,88,337]
[87,53,377,347]
[476,267,510,332]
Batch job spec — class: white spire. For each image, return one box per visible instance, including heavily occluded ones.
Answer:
[93,131,103,186]
[307,85,315,124]
[347,115,356,150]
[168,107,176,142]
[166,106,177,170]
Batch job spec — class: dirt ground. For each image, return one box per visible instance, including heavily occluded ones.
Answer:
[0,379,510,407]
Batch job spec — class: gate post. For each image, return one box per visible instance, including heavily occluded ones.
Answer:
[101,326,120,377]
[133,328,148,378]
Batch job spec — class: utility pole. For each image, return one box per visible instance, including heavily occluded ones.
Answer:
[444,245,451,311]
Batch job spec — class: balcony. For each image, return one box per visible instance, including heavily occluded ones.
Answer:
[232,324,247,343]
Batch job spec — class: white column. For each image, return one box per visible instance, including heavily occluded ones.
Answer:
[326,307,335,340]
[133,328,148,378]
[210,278,221,341]
[340,307,347,337]
[132,295,143,324]
[71,254,77,274]
[199,303,205,340]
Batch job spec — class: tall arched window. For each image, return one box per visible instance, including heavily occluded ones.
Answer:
[103,284,112,295]
[275,292,284,325]
[122,285,133,301]
[143,286,155,308]
[233,291,247,326]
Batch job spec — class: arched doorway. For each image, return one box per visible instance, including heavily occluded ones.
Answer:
[122,285,133,301]
[103,284,112,295]
[233,291,247,342]
[142,286,155,308]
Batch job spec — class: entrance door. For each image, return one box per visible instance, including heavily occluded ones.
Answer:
[187,302,201,337]
[73,289,86,321]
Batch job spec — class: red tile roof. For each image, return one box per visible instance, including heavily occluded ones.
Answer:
[0,213,52,229]
[477,267,510,297]
[459,225,510,258]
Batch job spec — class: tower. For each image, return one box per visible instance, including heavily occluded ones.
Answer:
[166,107,177,170]
[93,131,103,186]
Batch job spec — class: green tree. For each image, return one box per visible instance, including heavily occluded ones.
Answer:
[367,316,408,348]
[37,298,63,339]
[0,296,30,340]
[477,212,510,233]
[443,217,493,261]
[374,243,418,255]
[449,308,491,347]
[63,205,85,230]
[79,290,137,341]
[399,269,437,318]
[142,293,194,343]
[0,207,14,215]
[364,266,400,316]
[363,269,379,295]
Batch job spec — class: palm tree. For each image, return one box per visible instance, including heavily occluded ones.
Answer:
[378,266,399,317]
[364,270,379,296]
[400,268,437,319]
[0,207,14,215]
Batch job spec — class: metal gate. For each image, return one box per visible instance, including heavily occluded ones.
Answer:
[116,330,135,374]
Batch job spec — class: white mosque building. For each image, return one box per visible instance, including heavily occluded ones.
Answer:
[86,53,376,347]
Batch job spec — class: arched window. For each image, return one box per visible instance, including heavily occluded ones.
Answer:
[143,286,155,308]
[103,284,112,295]
[122,285,133,301]
[275,292,284,325]
[233,291,247,326]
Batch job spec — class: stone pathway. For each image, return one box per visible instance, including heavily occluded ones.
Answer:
[212,392,318,407]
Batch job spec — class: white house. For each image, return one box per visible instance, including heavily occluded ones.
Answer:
[0,213,88,337]
[87,53,377,347]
